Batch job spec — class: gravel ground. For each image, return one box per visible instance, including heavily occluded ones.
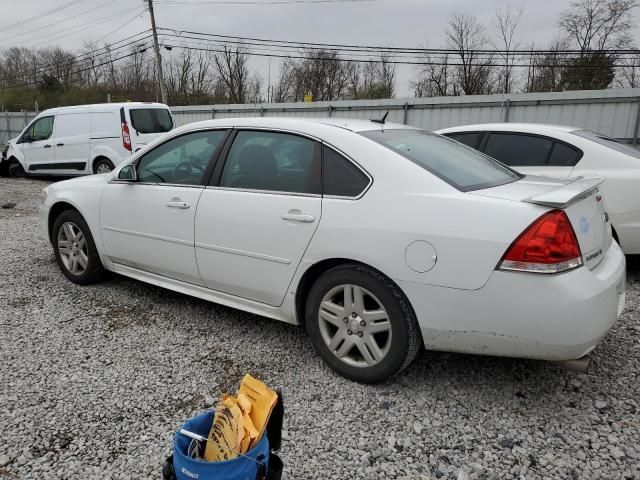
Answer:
[1,177,639,480]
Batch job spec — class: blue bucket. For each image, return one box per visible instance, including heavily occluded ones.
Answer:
[173,411,270,480]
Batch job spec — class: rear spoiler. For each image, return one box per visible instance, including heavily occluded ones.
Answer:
[523,176,604,208]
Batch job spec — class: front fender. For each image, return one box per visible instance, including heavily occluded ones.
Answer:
[44,175,110,265]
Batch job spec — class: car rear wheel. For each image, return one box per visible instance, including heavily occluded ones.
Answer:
[93,158,114,174]
[52,210,106,285]
[305,264,421,383]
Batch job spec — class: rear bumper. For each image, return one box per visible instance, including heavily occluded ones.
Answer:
[399,241,626,361]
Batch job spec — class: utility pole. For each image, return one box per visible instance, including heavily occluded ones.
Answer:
[147,0,167,104]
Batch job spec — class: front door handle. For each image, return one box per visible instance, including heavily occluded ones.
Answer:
[166,200,190,209]
[56,143,64,147]
[43,144,52,148]
[282,212,315,223]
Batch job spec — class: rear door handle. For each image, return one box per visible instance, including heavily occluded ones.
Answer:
[282,212,315,223]
[166,200,190,209]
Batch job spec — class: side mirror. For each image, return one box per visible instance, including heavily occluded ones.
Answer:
[22,133,32,143]
[118,164,137,181]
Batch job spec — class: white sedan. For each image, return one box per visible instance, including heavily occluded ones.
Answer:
[39,118,625,382]
[437,123,640,255]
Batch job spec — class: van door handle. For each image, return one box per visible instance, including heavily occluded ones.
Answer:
[43,144,52,148]
[56,143,64,147]
[166,200,190,209]
[282,212,315,223]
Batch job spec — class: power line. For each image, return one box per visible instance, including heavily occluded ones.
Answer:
[23,6,146,48]
[159,28,640,56]
[160,34,639,68]
[155,0,377,4]
[2,32,152,83]
[0,0,85,33]
[1,49,152,90]
[92,12,147,45]
[0,0,117,44]
[159,31,640,64]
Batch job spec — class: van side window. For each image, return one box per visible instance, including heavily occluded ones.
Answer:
[23,116,54,142]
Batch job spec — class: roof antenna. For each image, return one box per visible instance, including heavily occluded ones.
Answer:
[371,111,389,125]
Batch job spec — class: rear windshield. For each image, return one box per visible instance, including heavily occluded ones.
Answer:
[129,108,173,134]
[571,129,640,159]
[361,129,521,191]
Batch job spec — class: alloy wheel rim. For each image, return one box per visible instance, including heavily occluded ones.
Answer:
[57,222,88,275]
[318,284,392,367]
[96,163,112,174]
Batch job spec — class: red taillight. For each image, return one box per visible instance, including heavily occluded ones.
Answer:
[499,210,582,274]
[121,122,132,151]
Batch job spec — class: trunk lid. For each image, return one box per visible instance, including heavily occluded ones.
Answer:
[471,175,612,270]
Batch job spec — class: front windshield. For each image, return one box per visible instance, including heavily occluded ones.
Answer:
[360,129,521,191]
[571,129,640,159]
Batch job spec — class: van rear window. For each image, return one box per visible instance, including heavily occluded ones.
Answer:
[129,108,173,134]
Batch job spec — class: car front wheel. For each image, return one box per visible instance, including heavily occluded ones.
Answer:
[52,210,105,285]
[305,264,421,383]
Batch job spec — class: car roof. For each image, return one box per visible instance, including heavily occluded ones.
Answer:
[436,123,580,135]
[177,116,417,134]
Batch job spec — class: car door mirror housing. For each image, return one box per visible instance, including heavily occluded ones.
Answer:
[22,133,32,143]
[118,164,137,181]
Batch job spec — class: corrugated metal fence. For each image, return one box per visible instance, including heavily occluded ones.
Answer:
[3,88,640,145]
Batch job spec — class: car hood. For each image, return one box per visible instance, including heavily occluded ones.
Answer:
[49,172,110,192]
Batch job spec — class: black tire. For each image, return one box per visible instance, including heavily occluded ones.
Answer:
[93,157,115,174]
[305,264,421,383]
[7,159,26,178]
[52,209,106,285]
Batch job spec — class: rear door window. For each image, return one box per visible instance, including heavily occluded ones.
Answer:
[129,108,173,134]
[445,132,483,149]
[484,133,553,167]
[220,130,321,194]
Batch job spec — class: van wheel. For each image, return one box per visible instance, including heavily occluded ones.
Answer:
[93,158,114,174]
[7,159,26,178]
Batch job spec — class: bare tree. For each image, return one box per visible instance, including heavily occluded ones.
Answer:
[560,0,638,52]
[446,12,495,95]
[412,53,454,97]
[616,53,640,87]
[213,45,253,104]
[525,37,571,92]
[492,4,524,93]
[348,55,396,99]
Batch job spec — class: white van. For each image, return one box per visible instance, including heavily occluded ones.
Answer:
[1,102,174,177]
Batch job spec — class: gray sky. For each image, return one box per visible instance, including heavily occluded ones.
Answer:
[3,0,640,97]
